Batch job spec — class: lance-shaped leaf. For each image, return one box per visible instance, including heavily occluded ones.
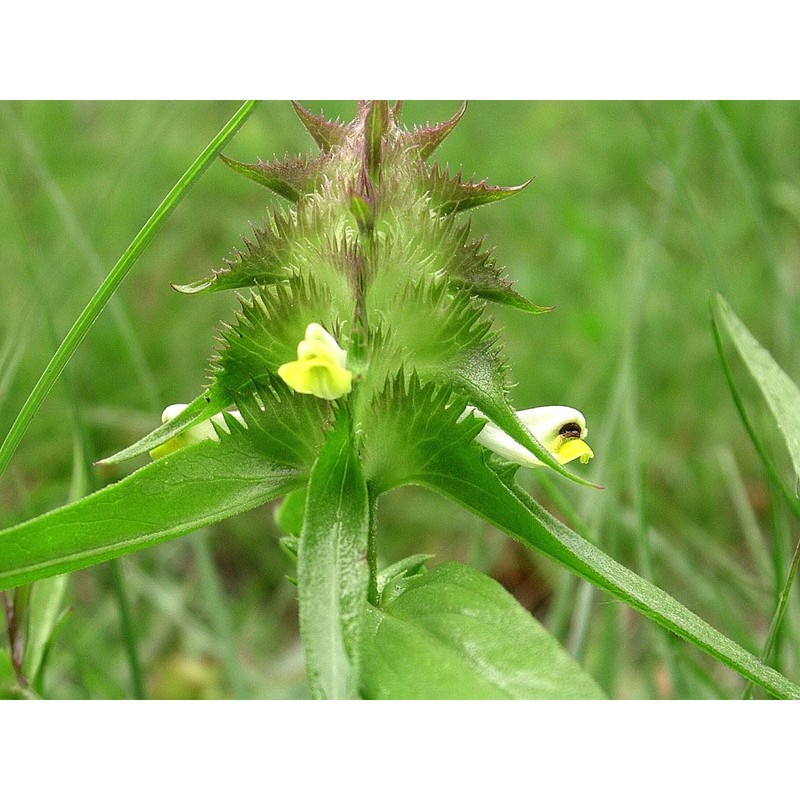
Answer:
[291,102,348,152]
[361,561,605,699]
[422,163,532,215]
[365,377,800,699]
[712,293,800,483]
[22,574,69,685]
[0,428,305,592]
[98,390,226,465]
[220,151,329,202]
[401,101,467,161]
[298,413,370,699]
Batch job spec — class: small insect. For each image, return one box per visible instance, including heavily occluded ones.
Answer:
[559,422,583,439]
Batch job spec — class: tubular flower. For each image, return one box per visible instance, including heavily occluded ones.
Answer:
[467,405,594,468]
[277,323,353,401]
[149,404,245,460]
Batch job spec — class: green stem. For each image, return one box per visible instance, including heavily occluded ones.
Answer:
[2,589,28,689]
[743,537,800,699]
[0,100,258,481]
[109,559,145,699]
[367,489,379,606]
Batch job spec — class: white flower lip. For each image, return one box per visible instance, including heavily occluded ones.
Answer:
[150,404,246,459]
[464,405,593,468]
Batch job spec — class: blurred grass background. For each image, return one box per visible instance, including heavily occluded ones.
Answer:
[1,100,799,699]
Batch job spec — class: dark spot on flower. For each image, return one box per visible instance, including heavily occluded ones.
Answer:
[559,422,582,439]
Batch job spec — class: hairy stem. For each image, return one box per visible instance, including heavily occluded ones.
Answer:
[367,489,379,606]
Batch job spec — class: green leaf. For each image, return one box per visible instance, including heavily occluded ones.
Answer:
[220,151,329,202]
[97,390,224,465]
[22,574,69,683]
[369,378,800,698]
[361,561,605,699]
[275,487,308,538]
[422,163,532,215]
[444,461,800,698]
[0,431,304,591]
[402,102,467,161]
[291,102,348,152]
[376,553,433,603]
[298,413,370,699]
[712,293,800,483]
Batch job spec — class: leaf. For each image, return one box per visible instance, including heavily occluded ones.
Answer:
[361,561,605,699]
[402,102,467,161]
[368,377,800,698]
[376,553,433,603]
[291,102,348,152]
[274,487,308,538]
[0,430,304,591]
[447,223,553,313]
[97,391,225,465]
[443,459,800,698]
[220,151,329,202]
[422,163,532,215]
[22,574,69,683]
[712,294,800,483]
[298,413,370,699]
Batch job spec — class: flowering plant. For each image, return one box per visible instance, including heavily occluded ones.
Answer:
[1,102,796,699]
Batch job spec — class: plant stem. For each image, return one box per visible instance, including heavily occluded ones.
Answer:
[109,560,145,699]
[742,537,800,699]
[2,587,30,689]
[0,100,258,481]
[367,489,379,606]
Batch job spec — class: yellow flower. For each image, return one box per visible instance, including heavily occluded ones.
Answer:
[467,405,594,467]
[277,323,353,400]
[149,404,245,460]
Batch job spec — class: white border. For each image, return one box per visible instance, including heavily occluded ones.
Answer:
[5,2,798,99]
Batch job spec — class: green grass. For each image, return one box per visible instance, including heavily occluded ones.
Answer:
[2,100,799,698]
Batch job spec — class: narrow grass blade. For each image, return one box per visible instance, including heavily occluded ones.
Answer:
[712,293,800,485]
[0,100,258,480]
[711,294,800,696]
